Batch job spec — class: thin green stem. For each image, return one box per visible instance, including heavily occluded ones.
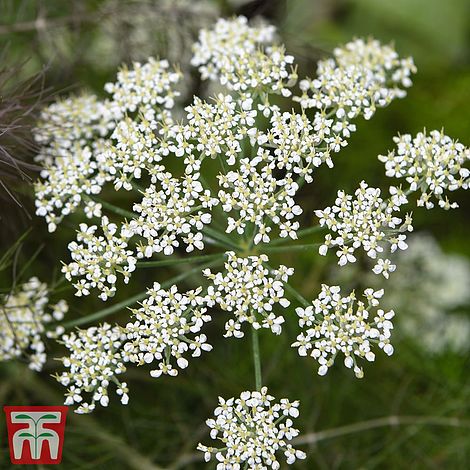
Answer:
[202,226,240,250]
[136,253,221,269]
[269,225,324,246]
[61,258,223,329]
[86,195,136,219]
[263,243,321,253]
[251,327,262,391]
[283,281,310,308]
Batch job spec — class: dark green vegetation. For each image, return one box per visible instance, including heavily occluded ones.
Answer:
[0,0,469,468]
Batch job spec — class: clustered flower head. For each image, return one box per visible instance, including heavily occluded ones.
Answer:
[198,387,306,469]
[293,285,394,378]
[379,129,470,209]
[55,323,129,414]
[62,216,136,300]
[315,181,413,278]
[191,16,296,96]
[296,37,416,119]
[127,170,217,257]
[123,283,212,378]
[205,252,292,337]
[218,153,302,243]
[29,13,470,466]
[34,94,116,232]
[34,58,181,231]
[0,277,67,371]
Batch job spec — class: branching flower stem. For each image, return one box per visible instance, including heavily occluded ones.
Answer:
[61,257,223,329]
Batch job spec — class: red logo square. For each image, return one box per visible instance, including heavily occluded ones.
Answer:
[4,406,68,464]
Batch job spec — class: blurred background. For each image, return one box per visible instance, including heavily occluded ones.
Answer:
[0,0,469,468]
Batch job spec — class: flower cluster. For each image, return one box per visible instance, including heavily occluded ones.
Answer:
[379,130,470,209]
[29,14,470,467]
[55,323,129,414]
[198,387,306,469]
[34,94,116,232]
[104,57,181,113]
[293,38,415,165]
[192,16,296,96]
[0,278,67,371]
[127,170,217,257]
[296,37,416,118]
[374,234,470,354]
[123,283,212,378]
[62,216,137,300]
[315,181,413,278]
[205,252,292,337]
[218,153,302,243]
[293,285,394,378]
[34,58,181,230]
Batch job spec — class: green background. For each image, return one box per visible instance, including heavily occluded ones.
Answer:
[0,0,469,468]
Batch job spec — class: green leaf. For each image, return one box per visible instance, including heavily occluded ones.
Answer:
[38,432,54,437]
[18,432,34,438]
[37,414,57,420]
[14,414,33,420]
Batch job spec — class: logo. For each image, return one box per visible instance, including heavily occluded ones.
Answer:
[3,406,68,464]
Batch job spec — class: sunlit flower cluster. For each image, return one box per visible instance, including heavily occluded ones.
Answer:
[56,323,129,414]
[293,285,394,378]
[62,216,136,300]
[104,57,181,112]
[315,181,413,278]
[30,15,470,465]
[198,387,306,469]
[296,37,416,119]
[34,58,181,230]
[123,283,212,378]
[204,252,292,337]
[379,130,470,209]
[218,154,302,243]
[0,277,67,371]
[34,93,115,232]
[192,16,296,96]
[127,170,217,257]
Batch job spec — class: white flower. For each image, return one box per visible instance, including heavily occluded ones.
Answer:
[129,172,217,258]
[205,252,293,337]
[62,216,136,300]
[315,181,413,276]
[56,323,128,413]
[197,387,305,469]
[122,283,212,377]
[218,152,301,243]
[292,284,394,378]
[191,16,296,96]
[0,278,68,372]
[379,130,470,209]
[372,258,397,279]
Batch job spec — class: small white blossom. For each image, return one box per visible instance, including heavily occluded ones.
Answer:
[315,181,413,276]
[56,323,128,413]
[123,283,212,377]
[0,278,68,371]
[204,252,292,337]
[62,216,136,300]
[292,285,394,377]
[379,129,470,209]
[197,387,305,469]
